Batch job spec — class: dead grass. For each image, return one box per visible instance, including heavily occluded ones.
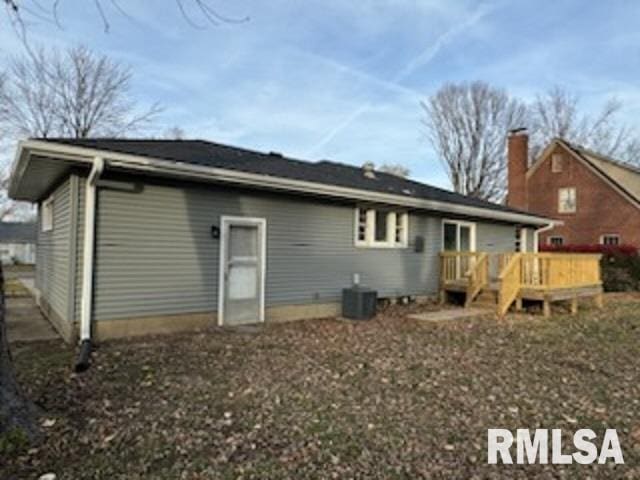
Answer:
[3,295,640,479]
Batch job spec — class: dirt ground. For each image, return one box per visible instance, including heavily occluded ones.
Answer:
[3,295,640,479]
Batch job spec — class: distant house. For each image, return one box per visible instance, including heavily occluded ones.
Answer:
[0,222,36,265]
[507,130,640,247]
[9,138,552,343]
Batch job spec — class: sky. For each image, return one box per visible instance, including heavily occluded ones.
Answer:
[1,0,639,188]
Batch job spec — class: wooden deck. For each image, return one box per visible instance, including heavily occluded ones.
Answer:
[440,252,603,317]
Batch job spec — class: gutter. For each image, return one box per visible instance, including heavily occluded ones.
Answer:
[11,140,554,227]
[75,156,104,372]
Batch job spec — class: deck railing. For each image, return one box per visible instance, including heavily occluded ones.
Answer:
[441,251,602,315]
[519,253,602,289]
[440,252,484,284]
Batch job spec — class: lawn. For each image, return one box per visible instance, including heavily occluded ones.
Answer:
[4,295,640,479]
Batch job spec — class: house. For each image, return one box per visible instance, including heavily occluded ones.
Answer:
[0,221,36,265]
[507,129,640,247]
[9,138,556,347]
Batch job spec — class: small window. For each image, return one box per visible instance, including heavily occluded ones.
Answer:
[41,197,53,232]
[601,234,620,246]
[548,236,564,246]
[558,187,576,213]
[355,208,408,248]
[551,153,563,173]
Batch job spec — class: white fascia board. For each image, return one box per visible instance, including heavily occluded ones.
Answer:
[14,140,554,226]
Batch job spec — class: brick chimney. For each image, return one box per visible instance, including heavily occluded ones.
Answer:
[506,128,528,209]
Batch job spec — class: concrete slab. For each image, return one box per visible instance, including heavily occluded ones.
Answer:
[408,308,494,322]
[6,295,59,343]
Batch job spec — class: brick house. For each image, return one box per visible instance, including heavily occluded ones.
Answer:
[507,129,640,247]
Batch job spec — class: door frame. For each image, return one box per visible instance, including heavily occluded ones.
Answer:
[218,215,267,326]
[441,219,477,252]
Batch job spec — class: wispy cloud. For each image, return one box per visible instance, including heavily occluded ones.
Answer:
[305,1,498,157]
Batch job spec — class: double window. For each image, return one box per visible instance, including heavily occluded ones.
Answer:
[600,234,620,246]
[41,196,54,232]
[355,208,408,248]
[558,187,576,213]
[548,236,564,246]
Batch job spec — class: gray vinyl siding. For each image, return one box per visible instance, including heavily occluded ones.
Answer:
[476,222,518,253]
[91,179,447,322]
[35,177,72,324]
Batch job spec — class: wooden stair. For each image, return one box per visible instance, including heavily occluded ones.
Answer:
[472,288,498,309]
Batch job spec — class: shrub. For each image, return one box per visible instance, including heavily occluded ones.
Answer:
[539,244,640,291]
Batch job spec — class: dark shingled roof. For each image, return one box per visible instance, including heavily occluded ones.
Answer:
[0,222,36,243]
[41,138,534,217]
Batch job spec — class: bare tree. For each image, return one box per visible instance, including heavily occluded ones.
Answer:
[0,45,161,139]
[422,81,528,201]
[379,163,410,178]
[529,86,640,163]
[2,0,248,42]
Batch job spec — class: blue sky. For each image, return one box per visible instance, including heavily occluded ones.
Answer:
[1,0,639,188]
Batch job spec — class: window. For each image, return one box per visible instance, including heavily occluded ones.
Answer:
[601,234,620,246]
[41,197,53,232]
[558,187,576,213]
[551,153,563,173]
[548,236,564,246]
[442,220,475,252]
[354,208,408,248]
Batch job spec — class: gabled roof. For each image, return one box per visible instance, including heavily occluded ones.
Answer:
[40,138,531,215]
[529,138,640,207]
[0,222,36,243]
[9,138,555,226]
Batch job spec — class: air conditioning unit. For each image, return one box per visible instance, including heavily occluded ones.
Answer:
[342,285,377,320]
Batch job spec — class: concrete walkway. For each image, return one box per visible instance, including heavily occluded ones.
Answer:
[408,307,493,323]
[6,283,60,343]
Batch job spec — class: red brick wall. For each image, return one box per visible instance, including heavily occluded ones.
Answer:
[525,144,640,246]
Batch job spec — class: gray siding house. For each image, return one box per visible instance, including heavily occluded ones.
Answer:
[9,139,551,345]
[0,221,36,264]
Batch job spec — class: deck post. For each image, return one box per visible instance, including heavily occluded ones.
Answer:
[595,291,604,309]
[570,296,578,315]
[515,297,523,311]
[543,296,551,318]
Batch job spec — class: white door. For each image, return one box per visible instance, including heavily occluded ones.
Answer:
[219,217,266,326]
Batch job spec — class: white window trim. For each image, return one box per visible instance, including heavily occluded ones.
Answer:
[354,207,409,248]
[441,219,476,252]
[600,234,620,246]
[558,187,576,213]
[548,235,564,246]
[41,196,54,232]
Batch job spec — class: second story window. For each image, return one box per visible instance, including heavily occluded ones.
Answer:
[558,187,576,213]
[551,153,563,173]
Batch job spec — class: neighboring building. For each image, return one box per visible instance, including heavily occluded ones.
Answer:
[0,221,36,264]
[9,138,551,343]
[507,130,640,247]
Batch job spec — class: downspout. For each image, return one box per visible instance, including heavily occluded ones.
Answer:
[75,157,104,372]
[533,222,555,252]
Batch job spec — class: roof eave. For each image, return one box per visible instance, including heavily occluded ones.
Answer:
[13,140,554,226]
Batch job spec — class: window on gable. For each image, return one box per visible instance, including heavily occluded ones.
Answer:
[551,153,563,173]
[558,187,576,213]
[601,234,620,246]
[355,208,408,248]
[548,236,564,246]
[41,197,54,232]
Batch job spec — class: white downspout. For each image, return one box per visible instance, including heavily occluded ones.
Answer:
[76,156,104,372]
[533,222,555,252]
